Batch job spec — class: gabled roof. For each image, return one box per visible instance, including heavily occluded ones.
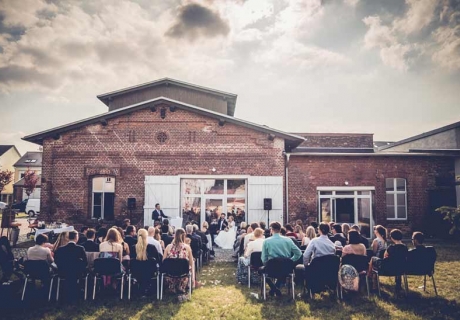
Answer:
[97,78,238,116]
[23,97,305,148]
[13,174,42,187]
[0,145,16,157]
[13,151,42,168]
[380,120,460,150]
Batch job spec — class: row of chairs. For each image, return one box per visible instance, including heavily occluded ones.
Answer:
[20,256,193,302]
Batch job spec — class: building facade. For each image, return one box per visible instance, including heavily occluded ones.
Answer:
[0,145,21,204]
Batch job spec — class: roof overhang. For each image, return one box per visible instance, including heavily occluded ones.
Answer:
[23,97,305,148]
[288,151,459,157]
[97,78,238,116]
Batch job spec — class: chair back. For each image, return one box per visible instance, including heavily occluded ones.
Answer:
[406,246,436,275]
[93,258,122,276]
[23,260,50,279]
[86,252,100,270]
[306,254,340,293]
[56,258,87,278]
[264,257,294,278]
[130,259,158,278]
[249,252,263,269]
[341,254,370,273]
[160,258,189,277]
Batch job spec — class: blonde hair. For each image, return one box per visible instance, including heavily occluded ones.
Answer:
[342,223,350,237]
[253,228,264,238]
[105,228,121,243]
[240,222,247,229]
[202,221,209,230]
[306,226,316,240]
[295,225,305,239]
[136,229,148,261]
[53,231,68,252]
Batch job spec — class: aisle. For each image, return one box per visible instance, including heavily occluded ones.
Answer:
[212,248,235,263]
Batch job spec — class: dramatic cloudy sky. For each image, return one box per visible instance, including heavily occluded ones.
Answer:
[1,0,459,154]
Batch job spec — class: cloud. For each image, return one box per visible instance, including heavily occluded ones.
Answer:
[165,3,230,40]
[344,0,360,8]
[394,0,438,34]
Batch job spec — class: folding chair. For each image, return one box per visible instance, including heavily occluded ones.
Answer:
[21,260,53,301]
[160,258,192,300]
[341,254,371,298]
[404,246,437,296]
[55,259,88,301]
[247,252,263,288]
[128,259,159,300]
[260,257,295,300]
[92,258,125,300]
[304,254,340,299]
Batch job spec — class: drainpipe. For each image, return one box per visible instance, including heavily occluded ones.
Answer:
[284,152,290,225]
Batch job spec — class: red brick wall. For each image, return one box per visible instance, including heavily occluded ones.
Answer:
[287,155,455,234]
[40,103,285,224]
[296,133,374,148]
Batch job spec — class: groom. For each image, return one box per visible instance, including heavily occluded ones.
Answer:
[217,213,228,234]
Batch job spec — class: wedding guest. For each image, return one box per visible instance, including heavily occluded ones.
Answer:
[163,228,194,302]
[294,225,305,241]
[0,236,16,282]
[285,225,297,239]
[96,227,107,245]
[161,225,174,247]
[244,223,259,249]
[26,234,54,265]
[342,230,367,257]
[342,223,350,239]
[82,229,99,252]
[115,227,130,261]
[135,228,161,295]
[124,225,137,248]
[154,228,165,251]
[78,227,88,245]
[261,222,302,297]
[351,224,369,248]
[52,232,69,253]
[330,225,347,247]
[236,228,265,282]
[147,227,164,255]
[302,226,316,247]
[371,225,387,258]
[303,222,336,265]
[100,228,123,261]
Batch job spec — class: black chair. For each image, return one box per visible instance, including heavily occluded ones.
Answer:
[260,257,295,300]
[371,255,407,297]
[404,246,437,296]
[160,258,192,300]
[21,260,53,301]
[305,254,340,299]
[340,254,371,298]
[247,252,263,288]
[128,259,159,300]
[92,258,125,300]
[55,259,88,301]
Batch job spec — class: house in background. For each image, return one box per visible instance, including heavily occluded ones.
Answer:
[0,145,21,204]
[13,151,42,202]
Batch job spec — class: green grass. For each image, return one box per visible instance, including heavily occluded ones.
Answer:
[2,241,460,320]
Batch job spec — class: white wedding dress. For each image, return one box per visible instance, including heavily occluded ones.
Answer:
[214,221,236,249]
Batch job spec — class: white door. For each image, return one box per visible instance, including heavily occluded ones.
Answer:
[144,176,180,226]
[247,176,283,225]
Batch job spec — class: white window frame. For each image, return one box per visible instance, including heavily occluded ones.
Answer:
[386,178,407,220]
[91,176,115,219]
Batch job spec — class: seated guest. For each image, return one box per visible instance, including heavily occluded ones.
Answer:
[259,221,270,238]
[185,225,202,260]
[26,234,54,265]
[115,227,130,261]
[82,229,99,252]
[147,227,164,255]
[351,224,369,248]
[280,227,287,236]
[54,231,87,302]
[303,222,336,265]
[52,232,69,253]
[236,228,265,282]
[154,228,165,251]
[202,221,210,234]
[163,228,194,302]
[261,222,302,297]
[330,225,347,247]
[124,225,137,248]
[302,226,316,247]
[342,230,367,257]
[406,231,434,273]
[95,227,107,245]
[193,224,208,254]
[0,236,17,282]
[78,227,88,245]
[310,221,319,236]
[244,223,259,249]
[342,223,350,239]
[209,218,219,246]
[294,225,305,241]
[135,229,161,294]
[371,225,387,258]
[285,224,297,239]
[369,229,408,291]
[122,219,131,231]
[100,228,123,261]
[161,225,174,247]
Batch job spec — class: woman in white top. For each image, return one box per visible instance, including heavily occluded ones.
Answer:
[237,228,265,282]
[302,226,316,247]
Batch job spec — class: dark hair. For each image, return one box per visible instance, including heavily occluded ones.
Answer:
[250,222,260,230]
[259,221,266,230]
[310,221,318,229]
[390,229,403,241]
[280,227,286,235]
[374,225,387,241]
[86,229,96,239]
[412,231,424,244]
[270,221,282,232]
[35,234,48,245]
[68,231,78,241]
[96,227,107,239]
[319,222,330,235]
[347,230,360,245]
[126,225,135,235]
[161,225,169,233]
[333,224,342,233]
[80,226,89,233]
[155,203,160,207]
[163,219,169,226]
[285,224,294,232]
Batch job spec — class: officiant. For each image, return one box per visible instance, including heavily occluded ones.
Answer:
[152,203,169,223]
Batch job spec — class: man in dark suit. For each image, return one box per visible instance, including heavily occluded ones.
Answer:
[209,218,219,247]
[185,225,202,260]
[82,229,99,252]
[160,225,174,247]
[329,224,347,247]
[217,213,228,234]
[124,225,137,248]
[152,203,169,223]
[77,226,88,245]
[54,231,87,302]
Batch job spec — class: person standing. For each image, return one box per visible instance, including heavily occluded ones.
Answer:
[152,203,169,224]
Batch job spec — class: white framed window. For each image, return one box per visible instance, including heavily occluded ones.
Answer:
[92,176,115,220]
[385,178,407,220]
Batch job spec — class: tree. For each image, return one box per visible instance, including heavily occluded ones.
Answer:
[436,206,460,236]
[23,169,39,198]
[0,169,14,194]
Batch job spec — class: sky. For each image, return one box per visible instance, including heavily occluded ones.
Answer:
[0,0,459,154]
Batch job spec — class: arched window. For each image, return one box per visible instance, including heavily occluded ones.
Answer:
[92,177,115,220]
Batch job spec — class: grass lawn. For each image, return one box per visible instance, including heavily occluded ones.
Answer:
[2,241,460,320]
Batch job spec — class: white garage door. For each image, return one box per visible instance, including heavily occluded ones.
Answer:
[247,176,283,225]
[144,176,180,226]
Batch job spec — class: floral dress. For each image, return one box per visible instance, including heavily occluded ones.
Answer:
[165,243,190,293]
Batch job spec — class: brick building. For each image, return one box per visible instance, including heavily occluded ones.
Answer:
[23,78,459,236]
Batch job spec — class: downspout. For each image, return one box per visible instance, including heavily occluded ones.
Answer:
[284,152,290,225]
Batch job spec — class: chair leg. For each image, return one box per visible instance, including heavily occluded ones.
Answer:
[128,274,131,300]
[189,274,192,300]
[248,266,251,288]
[21,277,28,301]
[120,275,124,300]
[84,275,88,301]
[365,275,370,298]
[309,288,313,300]
[160,274,164,301]
[340,282,343,300]
[424,275,427,292]
[263,275,266,300]
[431,275,438,296]
[156,275,160,300]
[291,274,295,300]
[48,277,54,302]
[404,275,408,294]
[93,276,97,300]
[377,274,381,297]
[56,278,60,301]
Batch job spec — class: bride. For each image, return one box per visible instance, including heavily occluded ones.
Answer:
[214,216,236,249]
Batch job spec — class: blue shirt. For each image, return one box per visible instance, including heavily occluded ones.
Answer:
[261,233,302,264]
[303,235,336,265]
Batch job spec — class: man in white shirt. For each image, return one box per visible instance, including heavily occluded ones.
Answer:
[243,222,260,249]
[147,226,163,255]
[303,222,336,265]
